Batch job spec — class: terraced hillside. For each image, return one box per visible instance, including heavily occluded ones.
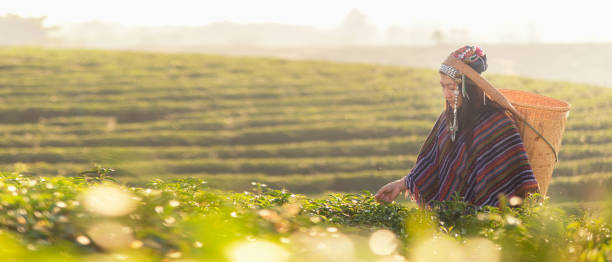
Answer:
[0,47,609,203]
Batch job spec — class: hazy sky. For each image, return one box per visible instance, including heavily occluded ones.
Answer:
[3,0,608,42]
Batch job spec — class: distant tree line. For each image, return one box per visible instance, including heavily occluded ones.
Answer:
[0,14,56,46]
[0,10,481,48]
[54,9,466,48]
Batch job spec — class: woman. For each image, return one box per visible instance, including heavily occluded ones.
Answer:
[374,46,539,207]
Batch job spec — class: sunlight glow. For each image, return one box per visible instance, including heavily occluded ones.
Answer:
[2,0,609,43]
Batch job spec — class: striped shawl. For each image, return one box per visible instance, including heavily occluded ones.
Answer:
[404,108,539,207]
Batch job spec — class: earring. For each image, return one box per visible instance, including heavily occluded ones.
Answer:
[450,89,459,142]
[483,91,486,105]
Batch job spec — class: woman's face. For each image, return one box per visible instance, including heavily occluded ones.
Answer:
[439,73,463,108]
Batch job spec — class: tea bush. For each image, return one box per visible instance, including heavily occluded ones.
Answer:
[0,169,610,261]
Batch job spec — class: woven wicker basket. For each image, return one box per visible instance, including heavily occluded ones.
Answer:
[499,89,571,196]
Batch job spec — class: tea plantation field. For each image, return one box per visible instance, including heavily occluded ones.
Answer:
[1,47,612,261]
[0,47,611,204]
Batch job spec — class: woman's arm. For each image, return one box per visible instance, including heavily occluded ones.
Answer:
[374,112,445,204]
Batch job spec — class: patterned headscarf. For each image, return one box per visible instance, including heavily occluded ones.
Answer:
[439,45,488,142]
[439,45,488,79]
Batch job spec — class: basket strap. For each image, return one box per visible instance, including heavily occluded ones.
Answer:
[522,119,559,162]
[442,55,559,163]
[442,56,526,122]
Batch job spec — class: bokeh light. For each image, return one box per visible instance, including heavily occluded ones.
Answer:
[87,221,134,250]
[289,229,355,261]
[83,186,136,217]
[376,254,407,262]
[509,196,523,206]
[76,235,91,245]
[281,203,300,217]
[130,240,144,249]
[505,215,521,225]
[462,238,500,262]
[411,236,464,262]
[369,229,398,256]
[227,240,289,262]
[84,252,153,262]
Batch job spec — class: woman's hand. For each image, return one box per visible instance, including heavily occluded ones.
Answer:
[374,178,407,203]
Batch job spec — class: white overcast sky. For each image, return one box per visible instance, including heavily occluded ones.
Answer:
[2,0,609,42]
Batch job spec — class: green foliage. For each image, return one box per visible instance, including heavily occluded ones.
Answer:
[0,172,610,261]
